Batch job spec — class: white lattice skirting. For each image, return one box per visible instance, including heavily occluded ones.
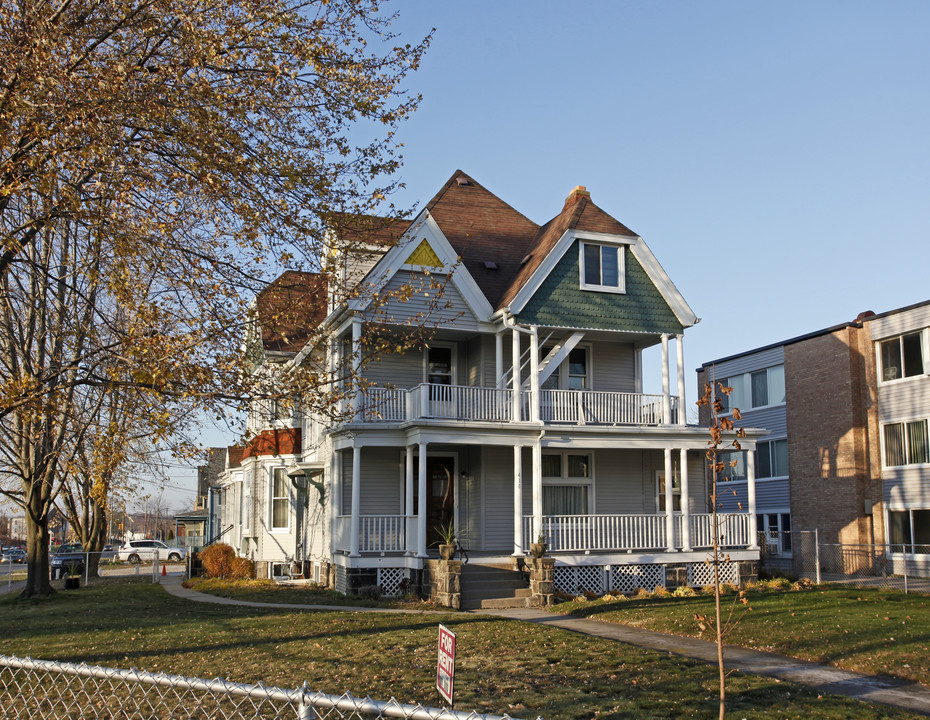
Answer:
[554,563,668,595]
[688,560,738,587]
[376,567,406,597]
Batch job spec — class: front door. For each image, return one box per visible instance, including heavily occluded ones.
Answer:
[425,456,455,547]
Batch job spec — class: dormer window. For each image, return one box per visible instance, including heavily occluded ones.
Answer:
[580,242,625,293]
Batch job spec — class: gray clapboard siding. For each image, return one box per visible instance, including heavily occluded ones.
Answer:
[364,346,423,388]
[717,478,790,513]
[483,446,517,551]
[591,342,636,392]
[739,406,787,437]
[869,305,930,340]
[368,271,479,332]
[877,380,930,423]
[883,467,930,507]
[341,448,403,514]
[707,346,785,380]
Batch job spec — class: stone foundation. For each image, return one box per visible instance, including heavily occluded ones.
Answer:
[424,558,461,609]
[525,557,555,606]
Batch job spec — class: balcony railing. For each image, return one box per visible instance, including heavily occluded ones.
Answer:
[525,512,752,553]
[334,515,408,554]
[352,384,677,426]
[331,512,752,555]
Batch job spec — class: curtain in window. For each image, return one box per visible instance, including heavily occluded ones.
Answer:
[884,424,906,466]
[907,420,929,465]
[543,486,587,515]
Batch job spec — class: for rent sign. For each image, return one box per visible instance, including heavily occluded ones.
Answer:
[436,624,456,705]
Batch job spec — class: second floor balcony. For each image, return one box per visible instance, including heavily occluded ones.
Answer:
[354,383,680,426]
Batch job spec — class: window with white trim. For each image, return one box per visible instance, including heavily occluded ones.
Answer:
[888,509,930,552]
[755,439,788,478]
[271,467,290,531]
[758,512,792,555]
[542,453,591,515]
[579,242,625,292]
[717,364,784,413]
[425,345,453,385]
[883,419,929,467]
[879,331,924,382]
[716,450,748,482]
[655,468,681,512]
[242,469,253,535]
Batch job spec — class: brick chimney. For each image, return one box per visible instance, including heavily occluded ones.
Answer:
[564,185,590,208]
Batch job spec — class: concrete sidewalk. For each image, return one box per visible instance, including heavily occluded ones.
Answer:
[477,607,930,717]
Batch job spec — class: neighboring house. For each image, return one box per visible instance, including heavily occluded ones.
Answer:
[697,299,930,577]
[212,171,766,598]
[173,508,210,551]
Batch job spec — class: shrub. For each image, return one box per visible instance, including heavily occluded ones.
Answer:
[357,584,381,600]
[199,543,254,580]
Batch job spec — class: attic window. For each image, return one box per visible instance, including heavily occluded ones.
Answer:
[579,242,625,294]
[456,176,472,186]
[483,261,498,270]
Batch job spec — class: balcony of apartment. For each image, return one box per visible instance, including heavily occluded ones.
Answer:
[353,383,680,426]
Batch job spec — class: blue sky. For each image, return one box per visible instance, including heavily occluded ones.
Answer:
[159,1,930,509]
[387,1,930,387]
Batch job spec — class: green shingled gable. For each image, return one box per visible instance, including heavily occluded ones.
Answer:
[515,240,685,333]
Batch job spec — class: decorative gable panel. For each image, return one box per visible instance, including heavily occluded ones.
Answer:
[404,239,443,268]
[516,240,684,333]
[363,271,479,332]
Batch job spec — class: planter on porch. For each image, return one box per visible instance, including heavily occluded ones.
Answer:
[438,543,456,561]
[529,542,547,558]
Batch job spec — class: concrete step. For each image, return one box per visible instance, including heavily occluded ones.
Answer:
[460,563,529,609]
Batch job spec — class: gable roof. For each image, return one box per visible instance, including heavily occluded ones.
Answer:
[497,186,637,309]
[423,171,540,308]
[327,212,411,249]
[256,271,327,353]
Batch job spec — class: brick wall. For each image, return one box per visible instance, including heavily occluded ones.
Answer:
[785,326,878,545]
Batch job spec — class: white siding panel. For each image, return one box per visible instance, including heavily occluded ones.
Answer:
[877,378,930,423]
[869,305,930,340]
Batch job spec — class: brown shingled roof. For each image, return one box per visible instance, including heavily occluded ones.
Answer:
[423,171,540,308]
[227,446,245,468]
[328,212,411,249]
[496,186,637,309]
[256,271,327,353]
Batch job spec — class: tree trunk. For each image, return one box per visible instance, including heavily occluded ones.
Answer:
[21,512,54,598]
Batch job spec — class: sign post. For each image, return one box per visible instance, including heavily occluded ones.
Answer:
[436,624,456,706]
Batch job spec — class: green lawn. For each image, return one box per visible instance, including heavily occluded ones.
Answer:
[0,578,920,719]
[556,583,930,687]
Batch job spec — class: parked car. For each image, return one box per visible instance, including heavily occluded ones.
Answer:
[50,543,85,580]
[117,540,186,564]
[2,547,26,563]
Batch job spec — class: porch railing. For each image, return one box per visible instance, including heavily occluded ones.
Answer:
[355,384,679,426]
[334,515,408,553]
[526,512,752,552]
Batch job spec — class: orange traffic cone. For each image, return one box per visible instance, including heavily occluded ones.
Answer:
[161,563,167,576]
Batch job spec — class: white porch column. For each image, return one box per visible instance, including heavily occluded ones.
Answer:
[661,333,671,424]
[513,445,524,556]
[495,332,504,389]
[676,334,686,425]
[679,448,692,551]
[512,327,521,421]
[405,445,414,555]
[746,447,759,549]
[350,318,362,416]
[529,326,540,423]
[664,447,676,552]
[417,442,428,557]
[350,445,361,557]
[532,439,543,542]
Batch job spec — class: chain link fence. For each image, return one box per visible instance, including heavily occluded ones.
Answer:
[758,530,930,593]
[0,655,532,720]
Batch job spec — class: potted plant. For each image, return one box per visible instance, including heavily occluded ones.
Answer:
[434,522,457,561]
[530,533,547,558]
[64,562,82,590]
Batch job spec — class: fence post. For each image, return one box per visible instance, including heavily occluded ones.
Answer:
[297,682,317,719]
[814,528,821,584]
[904,547,909,594]
[85,552,89,585]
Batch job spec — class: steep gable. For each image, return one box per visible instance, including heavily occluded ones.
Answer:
[425,171,540,307]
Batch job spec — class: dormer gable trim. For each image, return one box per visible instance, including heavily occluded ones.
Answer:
[506,228,698,328]
[348,209,495,321]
